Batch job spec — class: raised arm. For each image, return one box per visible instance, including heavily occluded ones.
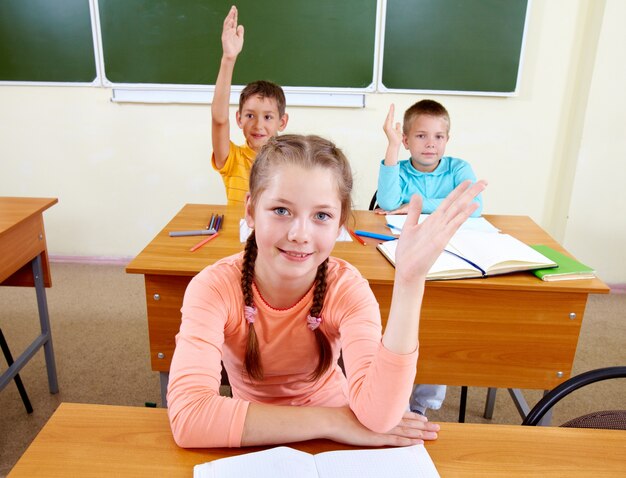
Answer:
[377,104,406,210]
[212,6,244,169]
[382,180,487,353]
[383,104,403,167]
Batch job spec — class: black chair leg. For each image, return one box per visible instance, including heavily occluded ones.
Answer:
[459,386,468,422]
[0,329,33,414]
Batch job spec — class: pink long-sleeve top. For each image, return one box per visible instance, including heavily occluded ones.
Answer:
[167,253,418,448]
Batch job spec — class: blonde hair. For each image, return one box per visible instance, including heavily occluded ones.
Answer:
[242,134,353,381]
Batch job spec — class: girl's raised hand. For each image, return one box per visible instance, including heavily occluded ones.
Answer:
[221,6,244,60]
[394,180,487,284]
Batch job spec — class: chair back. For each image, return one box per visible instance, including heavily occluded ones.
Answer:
[369,190,378,211]
[522,366,626,427]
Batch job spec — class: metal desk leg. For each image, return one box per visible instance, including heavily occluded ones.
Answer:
[0,329,33,413]
[32,254,58,393]
[459,386,468,422]
[484,387,498,419]
[160,372,169,408]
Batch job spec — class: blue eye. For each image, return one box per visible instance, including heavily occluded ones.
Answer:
[274,207,289,216]
[315,212,330,221]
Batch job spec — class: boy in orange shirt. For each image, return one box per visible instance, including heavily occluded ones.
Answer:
[211,6,289,205]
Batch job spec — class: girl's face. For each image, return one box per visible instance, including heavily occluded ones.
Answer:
[245,164,343,289]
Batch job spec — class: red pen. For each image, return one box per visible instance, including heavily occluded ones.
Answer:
[348,228,367,246]
[190,232,220,252]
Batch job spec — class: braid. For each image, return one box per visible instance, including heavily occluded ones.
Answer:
[309,259,333,381]
[241,231,263,381]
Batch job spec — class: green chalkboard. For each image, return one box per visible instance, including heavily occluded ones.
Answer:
[0,0,97,83]
[98,0,378,89]
[381,0,529,93]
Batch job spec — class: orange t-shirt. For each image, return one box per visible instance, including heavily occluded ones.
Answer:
[167,254,418,448]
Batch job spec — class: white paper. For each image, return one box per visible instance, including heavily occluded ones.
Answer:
[385,214,500,235]
[194,445,440,478]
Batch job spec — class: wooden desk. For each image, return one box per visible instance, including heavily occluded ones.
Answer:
[126,204,609,404]
[0,197,58,395]
[8,403,626,477]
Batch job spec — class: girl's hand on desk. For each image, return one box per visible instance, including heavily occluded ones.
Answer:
[329,408,439,447]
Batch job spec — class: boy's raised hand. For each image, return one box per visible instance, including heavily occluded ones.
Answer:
[221,5,244,60]
[394,180,487,283]
[383,104,403,149]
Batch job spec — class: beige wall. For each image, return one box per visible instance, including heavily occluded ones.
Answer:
[1,0,624,284]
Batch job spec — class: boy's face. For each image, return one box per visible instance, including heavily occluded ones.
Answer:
[236,95,288,152]
[403,114,449,173]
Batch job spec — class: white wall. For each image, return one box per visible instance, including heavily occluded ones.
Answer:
[564,0,626,286]
[1,0,624,285]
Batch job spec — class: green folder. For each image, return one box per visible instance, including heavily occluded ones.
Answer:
[530,245,596,281]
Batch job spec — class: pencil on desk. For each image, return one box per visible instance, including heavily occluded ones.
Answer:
[348,228,367,246]
[207,213,215,230]
[190,232,220,252]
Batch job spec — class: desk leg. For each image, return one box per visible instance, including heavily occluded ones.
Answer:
[484,387,498,419]
[32,254,58,394]
[160,372,169,408]
[0,254,58,394]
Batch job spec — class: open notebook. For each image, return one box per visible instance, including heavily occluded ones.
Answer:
[194,445,440,478]
[377,229,557,280]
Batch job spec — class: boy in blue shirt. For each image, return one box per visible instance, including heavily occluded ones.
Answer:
[377,99,483,415]
[377,100,482,216]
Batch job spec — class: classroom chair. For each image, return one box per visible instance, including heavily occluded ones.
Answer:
[522,366,626,429]
[368,190,379,211]
[0,328,34,414]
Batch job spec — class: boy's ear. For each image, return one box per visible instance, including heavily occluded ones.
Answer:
[402,133,410,150]
[244,193,255,228]
[235,111,243,129]
[278,113,289,132]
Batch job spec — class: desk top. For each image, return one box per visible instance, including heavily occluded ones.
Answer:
[0,197,58,236]
[126,204,608,294]
[0,197,57,285]
[9,403,626,477]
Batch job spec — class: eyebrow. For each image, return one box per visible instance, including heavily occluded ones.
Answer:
[269,198,339,210]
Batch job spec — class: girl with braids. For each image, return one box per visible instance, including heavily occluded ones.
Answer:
[167,134,486,448]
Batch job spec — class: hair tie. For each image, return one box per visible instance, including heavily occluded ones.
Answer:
[244,305,257,325]
[306,314,322,331]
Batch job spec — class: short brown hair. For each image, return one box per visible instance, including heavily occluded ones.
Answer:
[403,99,450,135]
[239,80,286,117]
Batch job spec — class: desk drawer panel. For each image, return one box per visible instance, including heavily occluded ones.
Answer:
[145,275,192,372]
[416,288,588,389]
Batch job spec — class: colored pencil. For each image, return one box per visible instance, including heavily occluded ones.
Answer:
[348,228,367,246]
[190,232,220,252]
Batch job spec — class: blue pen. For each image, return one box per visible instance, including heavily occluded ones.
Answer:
[354,230,398,241]
[386,223,402,233]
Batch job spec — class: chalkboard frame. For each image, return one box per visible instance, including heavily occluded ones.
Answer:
[1,0,532,99]
[0,0,102,86]
[377,0,532,97]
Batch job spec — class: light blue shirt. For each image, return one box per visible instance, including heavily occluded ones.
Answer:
[377,156,483,217]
